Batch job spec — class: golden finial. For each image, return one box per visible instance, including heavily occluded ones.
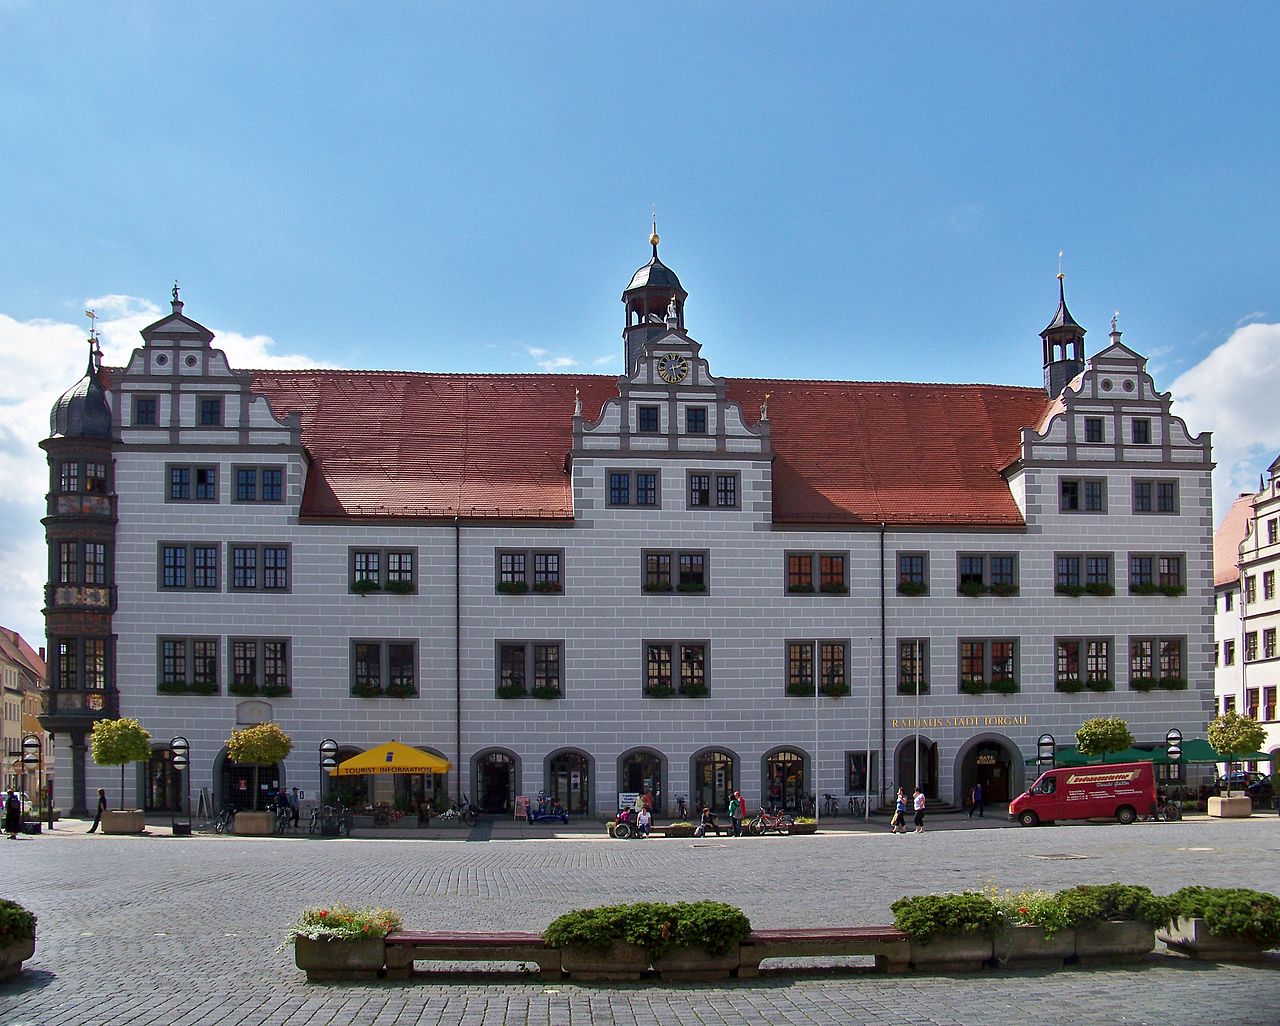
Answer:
[1057,250,1064,281]
[650,205,660,249]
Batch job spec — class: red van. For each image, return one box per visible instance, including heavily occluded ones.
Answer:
[1009,762,1156,827]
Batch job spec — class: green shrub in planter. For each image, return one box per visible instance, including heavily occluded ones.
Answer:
[1084,582,1115,597]
[988,582,1019,597]
[545,901,751,958]
[496,580,529,595]
[819,682,850,697]
[679,683,709,698]
[898,680,930,695]
[957,580,987,597]
[990,888,1074,939]
[0,900,35,946]
[1064,883,1172,927]
[890,892,1002,944]
[496,683,528,699]
[1167,887,1280,948]
[645,684,675,698]
[386,681,417,699]
[1158,677,1188,691]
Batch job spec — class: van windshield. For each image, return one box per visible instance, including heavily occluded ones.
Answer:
[1030,776,1056,795]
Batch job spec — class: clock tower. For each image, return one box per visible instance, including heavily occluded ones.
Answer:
[622,224,688,376]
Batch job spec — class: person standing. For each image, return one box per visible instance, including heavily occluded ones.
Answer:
[912,787,927,833]
[891,788,908,833]
[4,790,21,839]
[968,781,985,819]
[87,787,107,834]
[728,790,743,837]
[289,786,301,828]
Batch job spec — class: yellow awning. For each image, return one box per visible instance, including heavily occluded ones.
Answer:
[329,741,452,776]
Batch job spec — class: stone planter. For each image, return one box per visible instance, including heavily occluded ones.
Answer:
[101,810,145,834]
[294,936,386,981]
[663,824,696,838]
[907,932,993,971]
[0,936,35,981]
[1073,920,1155,964]
[235,810,277,835]
[1207,795,1252,819]
[787,823,817,834]
[559,941,650,981]
[993,925,1075,968]
[1157,917,1271,961]
[651,944,739,981]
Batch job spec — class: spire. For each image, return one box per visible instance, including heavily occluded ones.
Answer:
[1040,265,1086,398]
[1042,271,1084,335]
[650,208,660,259]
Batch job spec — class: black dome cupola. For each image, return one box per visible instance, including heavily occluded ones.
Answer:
[1041,272,1086,397]
[50,338,112,440]
[622,222,688,374]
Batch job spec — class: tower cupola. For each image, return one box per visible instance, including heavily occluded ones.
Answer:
[622,223,688,374]
[50,340,112,440]
[1041,273,1086,397]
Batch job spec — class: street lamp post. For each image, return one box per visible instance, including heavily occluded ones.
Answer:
[21,735,41,832]
[170,736,190,834]
[319,739,338,801]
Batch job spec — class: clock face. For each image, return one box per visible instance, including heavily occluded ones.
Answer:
[656,353,690,384]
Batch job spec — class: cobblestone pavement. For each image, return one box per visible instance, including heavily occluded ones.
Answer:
[2,816,1278,1026]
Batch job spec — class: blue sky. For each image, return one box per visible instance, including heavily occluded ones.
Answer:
[2,3,1279,646]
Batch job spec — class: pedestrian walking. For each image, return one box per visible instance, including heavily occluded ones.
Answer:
[4,790,21,839]
[728,790,743,837]
[912,787,927,833]
[289,786,301,827]
[890,787,908,833]
[87,787,107,834]
[968,781,985,819]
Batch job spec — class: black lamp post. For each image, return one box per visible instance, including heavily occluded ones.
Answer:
[1037,733,1056,771]
[170,736,190,834]
[21,735,41,832]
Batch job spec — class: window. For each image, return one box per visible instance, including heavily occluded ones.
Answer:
[230,638,290,696]
[897,553,928,595]
[158,543,219,590]
[689,470,740,510]
[686,407,707,434]
[898,639,928,694]
[57,541,111,586]
[493,548,560,594]
[351,640,417,697]
[1246,575,1257,604]
[1225,591,1234,611]
[1265,687,1277,721]
[644,641,708,697]
[1084,417,1104,443]
[167,464,218,502]
[608,469,660,508]
[1134,479,1178,514]
[786,551,848,594]
[785,640,849,696]
[1129,636,1186,689]
[1247,688,1260,720]
[1129,553,1186,595]
[1264,570,1276,601]
[642,549,707,594]
[199,397,223,426]
[230,544,290,592]
[1224,640,1236,666]
[85,462,108,494]
[234,466,285,503]
[495,641,563,698]
[157,637,219,694]
[1269,519,1278,546]
[688,473,709,506]
[1224,695,1236,714]
[958,638,1019,694]
[1055,637,1112,691]
[1131,418,1151,444]
[715,472,738,508]
[1265,628,1278,660]
[1060,477,1106,512]
[636,405,660,433]
[1245,632,1258,661]
[55,637,111,691]
[134,395,158,425]
[956,553,1018,595]
[59,462,79,493]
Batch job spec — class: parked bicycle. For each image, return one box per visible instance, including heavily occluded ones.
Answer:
[1142,796,1183,822]
[437,796,478,827]
[212,805,235,835]
[822,793,841,817]
[847,795,866,817]
[800,794,816,817]
[308,802,353,836]
[748,807,795,835]
[675,794,688,819]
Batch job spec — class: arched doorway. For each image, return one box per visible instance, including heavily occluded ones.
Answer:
[955,735,1022,806]
[144,745,182,812]
[216,748,283,812]
[692,748,736,813]
[393,746,450,814]
[547,749,591,815]
[618,748,665,814]
[894,735,938,798]
[475,749,518,814]
[762,747,807,812]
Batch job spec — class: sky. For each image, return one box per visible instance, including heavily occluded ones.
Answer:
[1,3,1279,648]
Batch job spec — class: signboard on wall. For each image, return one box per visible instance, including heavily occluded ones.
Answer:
[514,796,529,819]
[618,792,639,812]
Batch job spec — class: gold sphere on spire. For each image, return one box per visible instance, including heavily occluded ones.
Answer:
[649,231,661,247]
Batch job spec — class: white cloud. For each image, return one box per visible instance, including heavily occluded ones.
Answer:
[522,345,578,372]
[593,354,620,368]
[1168,321,1280,521]
[0,297,329,645]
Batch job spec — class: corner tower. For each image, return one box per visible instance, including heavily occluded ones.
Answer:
[622,223,688,375]
[1041,273,1086,397]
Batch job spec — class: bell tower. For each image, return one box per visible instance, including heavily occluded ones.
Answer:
[622,223,688,375]
[1041,273,1086,397]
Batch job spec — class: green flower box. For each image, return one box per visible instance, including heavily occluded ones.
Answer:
[960,680,988,696]
[496,580,529,595]
[896,581,928,597]
[1055,678,1085,694]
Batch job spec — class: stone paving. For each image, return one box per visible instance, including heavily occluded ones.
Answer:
[1,814,1278,1026]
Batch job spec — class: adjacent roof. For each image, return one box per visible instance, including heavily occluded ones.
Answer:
[0,627,46,683]
[247,371,1051,526]
[1213,493,1254,587]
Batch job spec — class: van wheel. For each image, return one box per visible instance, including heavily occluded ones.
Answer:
[1116,806,1137,825]
[1018,811,1039,827]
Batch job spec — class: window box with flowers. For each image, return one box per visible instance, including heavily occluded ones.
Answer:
[786,681,815,697]
[386,680,417,699]
[1054,584,1086,597]
[228,680,259,697]
[384,579,415,596]
[496,580,530,595]
[1158,677,1188,691]
[1086,678,1115,693]
[898,680,930,696]
[676,581,708,594]
[530,685,563,700]
[819,681,850,698]
[786,583,816,595]
[261,682,292,698]
[989,582,1020,597]
[351,681,383,698]
[531,581,563,594]
[960,680,988,696]
[1055,678,1085,694]
[643,581,674,593]
[897,580,928,597]
[352,579,381,596]
[680,683,709,698]
[957,580,987,598]
[989,678,1020,695]
[645,684,676,698]
[819,582,849,595]
[157,680,219,696]
[1129,677,1158,692]
[1084,582,1115,597]
[497,683,528,699]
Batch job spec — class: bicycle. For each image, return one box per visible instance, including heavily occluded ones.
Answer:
[268,801,292,834]
[822,793,840,817]
[801,794,816,817]
[675,794,688,819]
[212,805,235,834]
[847,795,866,817]
[437,798,478,827]
[748,808,794,835]
[1142,797,1183,822]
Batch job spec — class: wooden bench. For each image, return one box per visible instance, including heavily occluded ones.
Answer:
[383,930,560,981]
[737,926,910,976]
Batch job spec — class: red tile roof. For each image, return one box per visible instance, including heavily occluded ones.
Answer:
[1213,493,1255,587]
[0,626,45,679]
[248,371,1051,526]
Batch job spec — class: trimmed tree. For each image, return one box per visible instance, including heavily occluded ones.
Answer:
[227,722,293,811]
[89,717,152,810]
[1207,711,1267,798]
[1075,716,1134,763]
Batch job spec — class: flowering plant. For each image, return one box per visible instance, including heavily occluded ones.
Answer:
[283,903,402,944]
[986,885,1074,939]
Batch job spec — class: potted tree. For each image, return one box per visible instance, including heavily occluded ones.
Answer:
[0,899,36,980]
[1206,711,1267,818]
[227,722,294,835]
[1074,716,1134,764]
[89,717,152,834]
